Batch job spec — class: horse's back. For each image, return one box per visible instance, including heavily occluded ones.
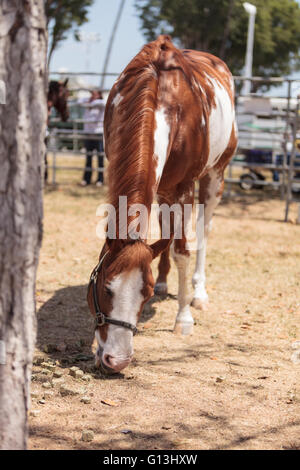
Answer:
[105,36,237,186]
[152,41,236,184]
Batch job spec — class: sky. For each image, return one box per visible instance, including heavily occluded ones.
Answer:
[50,0,300,97]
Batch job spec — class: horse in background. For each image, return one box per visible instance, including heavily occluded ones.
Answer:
[47,79,69,122]
[88,35,237,374]
[45,79,69,181]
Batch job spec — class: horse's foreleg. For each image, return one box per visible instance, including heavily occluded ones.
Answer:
[154,246,171,295]
[154,196,171,295]
[192,169,224,310]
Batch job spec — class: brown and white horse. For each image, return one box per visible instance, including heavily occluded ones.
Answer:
[87,35,237,373]
[47,79,69,122]
[45,79,69,181]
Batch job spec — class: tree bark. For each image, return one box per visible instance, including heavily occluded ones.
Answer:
[0,0,47,450]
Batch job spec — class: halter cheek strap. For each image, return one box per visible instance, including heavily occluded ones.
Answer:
[88,251,138,335]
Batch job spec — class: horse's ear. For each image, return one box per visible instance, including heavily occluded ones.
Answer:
[150,237,172,259]
[63,78,69,87]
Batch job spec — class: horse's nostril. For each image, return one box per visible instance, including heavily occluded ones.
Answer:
[102,354,132,373]
[103,354,113,367]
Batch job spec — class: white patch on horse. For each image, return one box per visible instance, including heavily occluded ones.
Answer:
[112,93,123,107]
[102,268,144,360]
[154,106,170,185]
[207,78,234,168]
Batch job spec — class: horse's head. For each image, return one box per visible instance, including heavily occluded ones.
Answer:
[48,79,69,121]
[87,238,170,374]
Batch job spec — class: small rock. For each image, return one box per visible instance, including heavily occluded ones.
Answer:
[52,377,65,386]
[74,370,84,379]
[60,385,81,396]
[33,356,44,366]
[41,369,52,376]
[41,362,56,372]
[80,396,91,404]
[43,391,54,399]
[53,370,63,378]
[81,430,94,442]
[120,429,132,434]
[30,410,41,417]
[82,374,92,382]
[38,399,46,405]
[32,374,50,384]
[31,391,39,399]
[69,366,80,377]
[42,382,52,389]
[215,376,225,383]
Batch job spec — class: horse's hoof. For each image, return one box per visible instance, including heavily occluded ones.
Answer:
[154,282,168,296]
[173,322,194,336]
[191,297,209,311]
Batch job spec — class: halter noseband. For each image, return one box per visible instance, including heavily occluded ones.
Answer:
[89,250,138,335]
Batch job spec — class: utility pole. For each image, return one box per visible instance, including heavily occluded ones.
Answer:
[241,2,257,95]
[100,0,126,90]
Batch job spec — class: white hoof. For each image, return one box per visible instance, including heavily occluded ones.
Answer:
[154,282,168,295]
[173,321,194,335]
[191,297,209,311]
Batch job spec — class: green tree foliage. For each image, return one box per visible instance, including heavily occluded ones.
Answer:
[45,0,95,65]
[134,0,300,78]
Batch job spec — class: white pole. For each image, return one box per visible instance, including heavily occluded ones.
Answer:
[241,2,257,95]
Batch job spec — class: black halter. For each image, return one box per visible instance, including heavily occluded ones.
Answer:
[88,251,138,335]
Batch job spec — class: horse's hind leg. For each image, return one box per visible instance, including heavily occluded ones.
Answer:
[192,127,237,310]
[191,170,224,310]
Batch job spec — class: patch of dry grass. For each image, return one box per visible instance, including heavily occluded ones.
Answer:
[29,169,300,450]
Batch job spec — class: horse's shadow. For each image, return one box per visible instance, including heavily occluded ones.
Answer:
[36,284,171,374]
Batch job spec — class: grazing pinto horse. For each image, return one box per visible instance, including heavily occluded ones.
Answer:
[87,35,237,373]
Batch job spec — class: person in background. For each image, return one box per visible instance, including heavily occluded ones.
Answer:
[79,89,105,186]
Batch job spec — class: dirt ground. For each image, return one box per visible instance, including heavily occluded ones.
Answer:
[28,162,300,450]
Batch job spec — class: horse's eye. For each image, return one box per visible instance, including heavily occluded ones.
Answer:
[105,286,113,297]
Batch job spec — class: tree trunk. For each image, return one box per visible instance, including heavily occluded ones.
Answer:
[0,0,47,450]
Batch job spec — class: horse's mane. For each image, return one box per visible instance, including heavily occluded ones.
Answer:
[48,80,60,96]
[105,41,162,221]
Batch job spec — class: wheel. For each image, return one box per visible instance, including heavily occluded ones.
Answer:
[239,172,257,190]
